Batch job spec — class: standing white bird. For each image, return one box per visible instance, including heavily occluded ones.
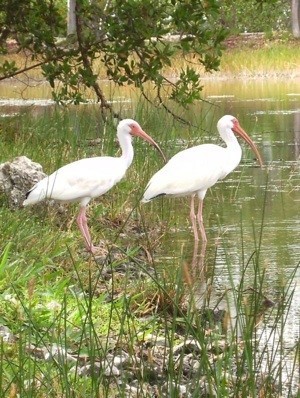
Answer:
[142,115,263,242]
[23,119,165,253]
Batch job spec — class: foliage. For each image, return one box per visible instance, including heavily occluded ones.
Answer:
[0,0,227,116]
[220,0,291,33]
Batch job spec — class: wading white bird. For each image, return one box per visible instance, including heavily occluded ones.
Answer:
[142,115,263,242]
[24,119,165,253]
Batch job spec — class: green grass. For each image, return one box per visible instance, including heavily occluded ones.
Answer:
[219,42,300,77]
[163,34,300,81]
[0,106,299,397]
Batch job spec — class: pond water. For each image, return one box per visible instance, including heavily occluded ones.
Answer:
[0,77,299,394]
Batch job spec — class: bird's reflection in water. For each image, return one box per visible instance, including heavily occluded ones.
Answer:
[191,240,207,271]
[180,240,209,310]
[180,239,208,280]
[181,238,232,335]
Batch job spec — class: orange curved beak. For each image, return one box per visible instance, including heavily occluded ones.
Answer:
[233,122,263,167]
[132,127,167,163]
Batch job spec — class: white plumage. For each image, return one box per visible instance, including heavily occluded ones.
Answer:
[24,157,126,205]
[24,119,165,253]
[142,115,263,241]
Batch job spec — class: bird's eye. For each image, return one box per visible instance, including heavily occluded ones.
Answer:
[129,124,138,134]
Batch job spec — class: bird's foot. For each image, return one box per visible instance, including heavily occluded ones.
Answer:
[85,242,108,257]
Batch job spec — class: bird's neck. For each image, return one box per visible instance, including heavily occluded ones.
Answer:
[117,131,134,168]
[225,133,239,148]
[225,134,242,167]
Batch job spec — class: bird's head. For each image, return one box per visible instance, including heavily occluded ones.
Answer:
[117,119,166,162]
[217,115,263,167]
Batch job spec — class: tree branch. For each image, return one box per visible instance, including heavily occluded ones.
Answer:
[0,59,47,81]
[75,1,121,120]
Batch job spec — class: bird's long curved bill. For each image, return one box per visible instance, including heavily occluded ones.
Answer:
[135,128,167,163]
[234,124,263,167]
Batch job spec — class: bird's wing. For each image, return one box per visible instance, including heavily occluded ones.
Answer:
[143,144,229,200]
[24,157,126,205]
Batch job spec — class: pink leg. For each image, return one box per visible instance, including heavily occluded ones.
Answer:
[196,198,207,243]
[189,195,199,241]
[76,206,96,253]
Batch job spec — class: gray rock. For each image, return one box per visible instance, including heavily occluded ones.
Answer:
[111,351,130,368]
[0,156,46,208]
[103,363,120,377]
[75,361,120,377]
[44,344,77,363]
[161,381,190,397]
[172,339,202,357]
[74,362,101,377]
[0,325,16,342]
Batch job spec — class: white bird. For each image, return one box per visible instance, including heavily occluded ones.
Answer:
[24,119,165,253]
[142,115,263,242]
